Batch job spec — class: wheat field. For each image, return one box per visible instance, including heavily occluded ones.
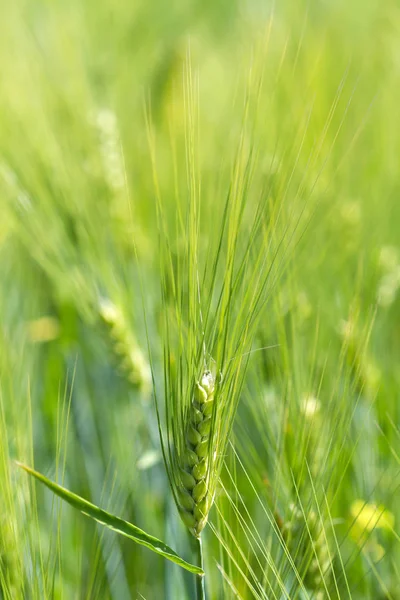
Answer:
[0,0,399,598]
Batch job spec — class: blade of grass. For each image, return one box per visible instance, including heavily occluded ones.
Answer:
[16,462,204,576]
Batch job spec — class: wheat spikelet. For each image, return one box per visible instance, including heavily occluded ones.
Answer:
[177,370,216,538]
[98,299,151,391]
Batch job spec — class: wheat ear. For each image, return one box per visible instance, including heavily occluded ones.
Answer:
[98,299,151,390]
[285,504,331,593]
[177,370,215,538]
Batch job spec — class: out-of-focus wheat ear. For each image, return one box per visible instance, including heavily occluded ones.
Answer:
[284,503,332,594]
[98,298,151,391]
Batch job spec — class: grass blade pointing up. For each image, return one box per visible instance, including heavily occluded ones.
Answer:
[16,462,204,576]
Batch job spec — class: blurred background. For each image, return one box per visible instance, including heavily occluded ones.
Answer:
[0,0,399,598]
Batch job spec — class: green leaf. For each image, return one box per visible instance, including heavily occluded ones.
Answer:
[16,462,204,576]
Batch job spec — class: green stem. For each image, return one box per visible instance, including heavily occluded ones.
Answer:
[195,536,205,600]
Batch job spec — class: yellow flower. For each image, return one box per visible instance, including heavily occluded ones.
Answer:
[350,500,394,533]
[28,316,60,343]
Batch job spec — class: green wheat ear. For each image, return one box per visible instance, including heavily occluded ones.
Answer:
[284,503,332,594]
[176,370,216,538]
[98,298,151,391]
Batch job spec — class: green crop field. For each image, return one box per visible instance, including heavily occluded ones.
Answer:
[1,0,399,598]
